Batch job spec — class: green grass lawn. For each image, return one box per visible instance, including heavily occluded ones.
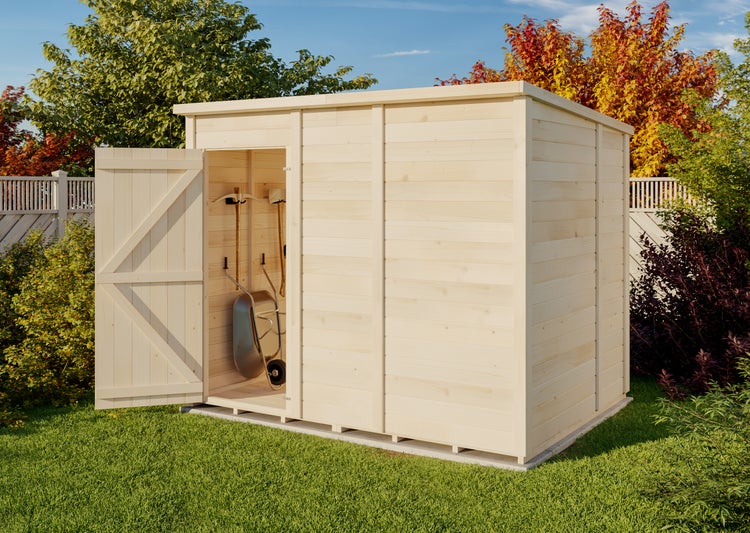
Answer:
[1,378,675,532]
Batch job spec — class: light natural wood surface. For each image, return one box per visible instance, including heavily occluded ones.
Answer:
[96,82,632,465]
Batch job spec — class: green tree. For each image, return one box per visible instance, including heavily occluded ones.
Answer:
[664,12,750,231]
[29,0,375,162]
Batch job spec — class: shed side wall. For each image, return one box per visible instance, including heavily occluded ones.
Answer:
[527,101,629,458]
[527,101,598,457]
[596,127,629,410]
[383,99,519,456]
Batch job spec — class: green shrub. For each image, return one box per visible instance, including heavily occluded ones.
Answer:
[645,357,750,531]
[0,221,94,426]
[630,209,750,396]
[0,233,48,427]
[0,232,47,355]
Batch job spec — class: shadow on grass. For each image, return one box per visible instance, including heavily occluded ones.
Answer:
[5,378,671,467]
[0,393,97,437]
[549,376,672,463]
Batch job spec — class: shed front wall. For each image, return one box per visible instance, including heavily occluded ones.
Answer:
[383,99,519,455]
[191,98,524,456]
[301,99,523,454]
[300,105,383,432]
[182,84,630,463]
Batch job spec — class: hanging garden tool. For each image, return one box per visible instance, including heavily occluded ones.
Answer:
[268,188,286,297]
[216,187,254,290]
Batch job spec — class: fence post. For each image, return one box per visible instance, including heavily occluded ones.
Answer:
[52,170,68,238]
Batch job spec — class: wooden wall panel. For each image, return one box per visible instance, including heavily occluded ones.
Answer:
[527,101,599,457]
[249,149,286,301]
[383,99,519,455]
[195,112,291,150]
[527,109,629,458]
[300,106,381,431]
[596,127,628,410]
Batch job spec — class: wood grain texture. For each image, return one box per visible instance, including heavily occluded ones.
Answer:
[300,106,381,432]
[95,148,204,408]
[526,103,628,459]
[95,83,632,463]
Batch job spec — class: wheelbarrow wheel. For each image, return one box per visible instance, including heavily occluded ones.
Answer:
[267,359,286,387]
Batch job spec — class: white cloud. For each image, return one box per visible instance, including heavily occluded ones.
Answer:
[712,0,749,18]
[506,0,665,34]
[375,49,431,58]
[684,31,745,60]
[502,1,612,34]
[557,4,601,34]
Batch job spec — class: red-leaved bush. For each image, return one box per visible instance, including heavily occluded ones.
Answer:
[630,209,750,398]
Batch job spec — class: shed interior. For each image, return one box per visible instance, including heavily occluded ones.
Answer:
[205,148,288,415]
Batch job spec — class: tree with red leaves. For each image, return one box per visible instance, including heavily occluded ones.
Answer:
[439,1,718,177]
[0,86,91,176]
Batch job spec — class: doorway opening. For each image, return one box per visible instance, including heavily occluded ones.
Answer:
[205,149,287,415]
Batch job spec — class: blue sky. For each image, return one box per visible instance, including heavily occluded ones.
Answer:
[1,0,747,94]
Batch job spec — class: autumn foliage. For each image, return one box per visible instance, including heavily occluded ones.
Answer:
[439,1,718,176]
[502,18,591,105]
[0,86,92,176]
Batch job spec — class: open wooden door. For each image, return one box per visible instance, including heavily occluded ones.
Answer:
[95,148,204,408]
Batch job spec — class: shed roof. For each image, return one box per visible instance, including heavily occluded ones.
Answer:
[173,81,634,135]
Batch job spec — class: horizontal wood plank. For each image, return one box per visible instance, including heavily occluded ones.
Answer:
[385,118,514,142]
[386,257,513,285]
[386,140,514,163]
[387,200,514,223]
[97,382,202,399]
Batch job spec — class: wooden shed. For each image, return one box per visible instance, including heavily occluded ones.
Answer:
[95,81,633,467]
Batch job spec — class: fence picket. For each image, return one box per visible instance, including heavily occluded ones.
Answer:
[629,177,696,211]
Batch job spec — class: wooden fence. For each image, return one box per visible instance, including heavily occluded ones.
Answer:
[0,171,94,251]
[628,177,695,280]
[629,176,696,211]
